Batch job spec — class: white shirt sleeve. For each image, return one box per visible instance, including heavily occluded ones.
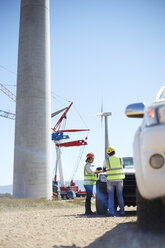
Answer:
[85,163,95,175]
[103,159,108,169]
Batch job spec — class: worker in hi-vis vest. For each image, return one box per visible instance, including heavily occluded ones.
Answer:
[83,153,99,215]
[103,147,125,216]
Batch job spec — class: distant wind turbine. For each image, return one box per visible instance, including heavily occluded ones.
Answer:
[96,99,112,158]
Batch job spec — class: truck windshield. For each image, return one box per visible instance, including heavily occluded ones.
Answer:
[159,88,165,99]
[122,157,134,169]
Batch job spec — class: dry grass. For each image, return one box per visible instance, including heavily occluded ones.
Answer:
[0,197,86,212]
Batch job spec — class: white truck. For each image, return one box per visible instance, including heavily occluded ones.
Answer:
[125,86,165,231]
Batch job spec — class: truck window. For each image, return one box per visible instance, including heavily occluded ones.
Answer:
[122,157,134,169]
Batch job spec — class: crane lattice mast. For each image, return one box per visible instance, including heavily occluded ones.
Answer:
[0,110,15,120]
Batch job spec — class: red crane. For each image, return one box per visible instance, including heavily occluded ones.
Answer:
[0,82,16,102]
[52,102,89,147]
[52,102,90,199]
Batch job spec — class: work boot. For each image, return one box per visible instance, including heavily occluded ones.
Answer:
[106,211,115,217]
[119,211,125,217]
[85,210,95,215]
[85,198,95,215]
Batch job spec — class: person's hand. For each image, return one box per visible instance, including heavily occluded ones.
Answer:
[95,170,103,174]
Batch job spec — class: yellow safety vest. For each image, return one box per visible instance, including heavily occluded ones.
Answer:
[84,163,97,185]
[106,155,125,181]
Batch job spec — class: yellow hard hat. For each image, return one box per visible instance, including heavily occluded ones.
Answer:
[107,147,115,154]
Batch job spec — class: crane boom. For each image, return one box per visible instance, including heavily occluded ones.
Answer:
[56,139,88,147]
[55,129,90,133]
[0,110,15,120]
[52,102,73,132]
[0,82,16,102]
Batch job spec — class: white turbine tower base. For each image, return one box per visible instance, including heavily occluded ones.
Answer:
[13,0,52,199]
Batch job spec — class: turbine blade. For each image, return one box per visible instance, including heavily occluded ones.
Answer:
[95,112,103,116]
[101,97,103,114]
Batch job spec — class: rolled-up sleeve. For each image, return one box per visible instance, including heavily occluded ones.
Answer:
[86,163,95,175]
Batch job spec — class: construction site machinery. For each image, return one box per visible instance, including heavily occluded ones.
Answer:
[52,102,89,199]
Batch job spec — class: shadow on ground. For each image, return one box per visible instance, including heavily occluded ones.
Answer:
[61,209,137,218]
[84,222,165,248]
[53,221,165,248]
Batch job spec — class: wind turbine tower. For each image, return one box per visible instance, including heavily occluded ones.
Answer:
[96,106,112,158]
[13,0,52,199]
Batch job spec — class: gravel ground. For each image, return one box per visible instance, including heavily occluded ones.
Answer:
[0,200,165,248]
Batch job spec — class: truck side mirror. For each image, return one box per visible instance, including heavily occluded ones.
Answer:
[125,102,145,118]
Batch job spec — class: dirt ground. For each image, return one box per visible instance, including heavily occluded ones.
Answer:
[0,200,165,248]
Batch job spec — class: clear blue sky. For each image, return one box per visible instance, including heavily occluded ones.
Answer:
[0,0,165,186]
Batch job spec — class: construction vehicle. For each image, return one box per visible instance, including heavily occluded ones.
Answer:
[52,102,89,199]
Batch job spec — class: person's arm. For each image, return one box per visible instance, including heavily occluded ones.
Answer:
[103,159,107,172]
[95,169,103,174]
[86,163,95,175]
